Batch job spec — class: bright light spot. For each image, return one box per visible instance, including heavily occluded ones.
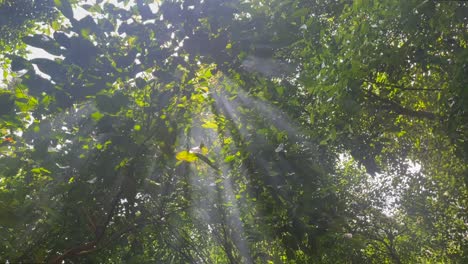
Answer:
[27,46,63,60]
[408,161,422,173]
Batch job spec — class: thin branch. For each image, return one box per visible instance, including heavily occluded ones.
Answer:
[363,89,438,120]
[49,188,123,264]
[364,78,443,92]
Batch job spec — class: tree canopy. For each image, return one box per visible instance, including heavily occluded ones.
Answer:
[0,0,467,263]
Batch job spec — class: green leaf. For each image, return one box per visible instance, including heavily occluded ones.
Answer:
[91,111,104,121]
[31,167,51,174]
[224,155,236,163]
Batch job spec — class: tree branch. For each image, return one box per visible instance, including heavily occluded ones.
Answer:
[49,188,123,264]
[364,78,443,92]
[363,89,438,120]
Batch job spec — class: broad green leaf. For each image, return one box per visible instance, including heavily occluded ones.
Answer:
[31,167,51,174]
[91,111,104,121]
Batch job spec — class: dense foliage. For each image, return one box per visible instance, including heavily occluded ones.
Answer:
[0,0,467,263]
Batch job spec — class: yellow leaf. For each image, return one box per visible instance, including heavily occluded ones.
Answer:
[202,120,218,130]
[201,146,209,155]
[176,150,198,162]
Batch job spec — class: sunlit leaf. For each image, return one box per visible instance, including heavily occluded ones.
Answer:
[201,146,209,155]
[176,150,198,162]
[201,120,218,130]
[31,167,51,174]
[224,155,235,163]
[91,111,104,121]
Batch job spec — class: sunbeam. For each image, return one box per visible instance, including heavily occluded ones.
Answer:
[2,0,465,262]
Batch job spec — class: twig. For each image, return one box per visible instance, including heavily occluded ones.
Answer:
[364,78,442,92]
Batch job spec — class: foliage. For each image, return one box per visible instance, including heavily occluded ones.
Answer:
[0,0,467,263]
[0,0,60,53]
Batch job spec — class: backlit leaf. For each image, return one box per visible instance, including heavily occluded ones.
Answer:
[176,150,198,162]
